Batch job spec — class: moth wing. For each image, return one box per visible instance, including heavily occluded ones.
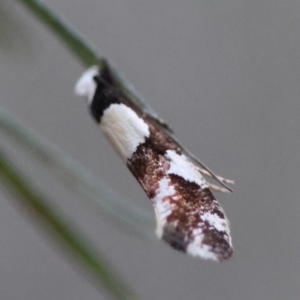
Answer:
[144,111,234,192]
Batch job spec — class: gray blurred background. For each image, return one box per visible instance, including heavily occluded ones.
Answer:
[1,0,300,299]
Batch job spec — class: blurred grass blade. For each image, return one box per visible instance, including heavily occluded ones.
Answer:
[0,107,153,237]
[17,0,171,130]
[0,148,138,300]
[18,0,101,67]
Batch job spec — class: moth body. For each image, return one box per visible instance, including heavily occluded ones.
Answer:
[75,65,233,262]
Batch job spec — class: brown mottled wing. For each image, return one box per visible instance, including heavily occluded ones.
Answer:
[127,117,233,262]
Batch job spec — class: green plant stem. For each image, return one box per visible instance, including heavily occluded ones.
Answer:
[0,148,138,300]
[0,107,154,236]
[19,0,101,67]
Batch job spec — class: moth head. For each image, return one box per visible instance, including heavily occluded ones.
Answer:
[75,66,99,105]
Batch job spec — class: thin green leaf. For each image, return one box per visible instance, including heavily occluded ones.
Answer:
[18,0,101,67]
[0,107,154,237]
[0,148,138,300]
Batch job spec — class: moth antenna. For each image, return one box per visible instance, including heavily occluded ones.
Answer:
[207,182,231,194]
[196,167,235,185]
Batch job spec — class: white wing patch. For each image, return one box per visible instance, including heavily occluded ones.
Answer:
[100,103,150,160]
[153,177,176,238]
[201,211,229,233]
[165,150,209,189]
[187,241,219,261]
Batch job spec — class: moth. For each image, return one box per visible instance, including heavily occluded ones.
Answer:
[75,62,234,262]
